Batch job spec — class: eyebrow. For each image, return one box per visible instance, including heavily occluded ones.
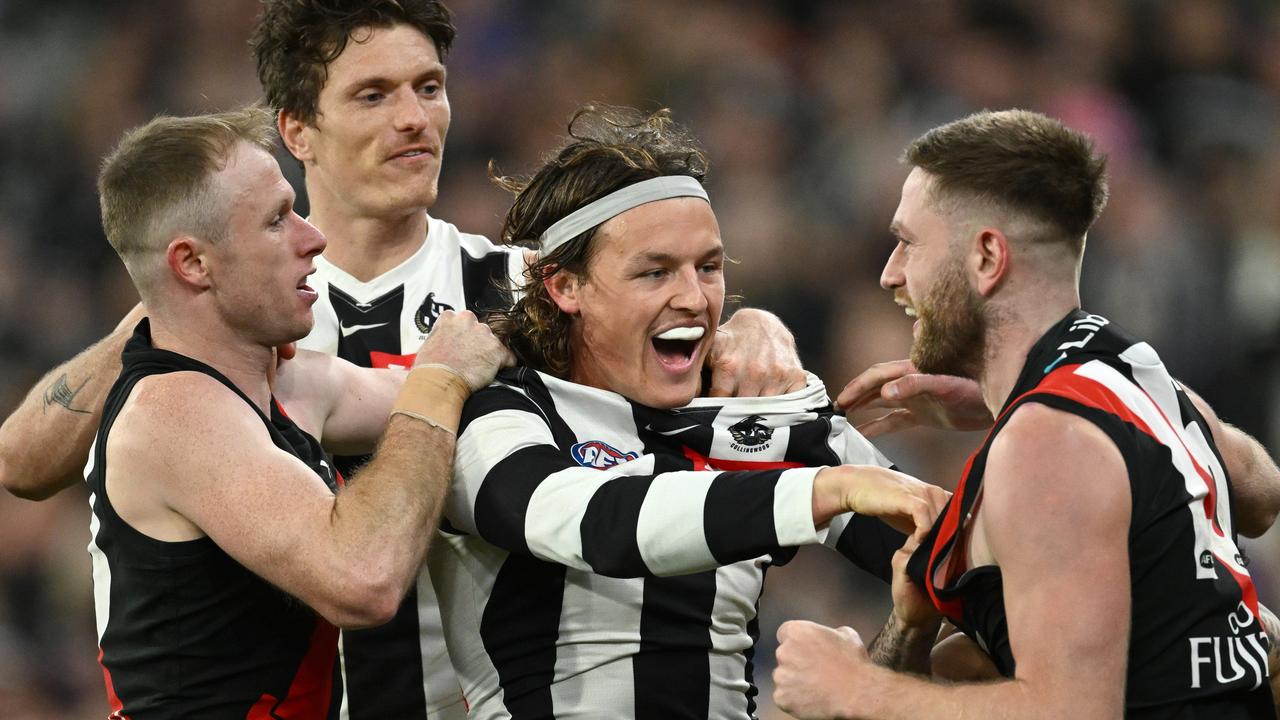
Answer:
[340,64,445,95]
[888,221,912,242]
[624,246,724,269]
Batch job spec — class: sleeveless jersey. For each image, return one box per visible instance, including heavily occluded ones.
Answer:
[87,320,341,719]
[297,216,522,720]
[907,309,1275,718]
[434,368,905,719]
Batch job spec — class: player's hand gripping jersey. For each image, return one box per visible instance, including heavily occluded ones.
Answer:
[431,369,904,720]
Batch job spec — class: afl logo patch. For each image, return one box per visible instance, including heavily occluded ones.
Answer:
[571,440,639,469]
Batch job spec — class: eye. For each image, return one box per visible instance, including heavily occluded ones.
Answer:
[359,91,384,104]
[418,82,441,97]
[641,268,667,280]
[699,261,722,274]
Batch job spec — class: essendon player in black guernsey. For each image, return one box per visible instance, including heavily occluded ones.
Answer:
[85,107,510,718]
[773,110,1280,718]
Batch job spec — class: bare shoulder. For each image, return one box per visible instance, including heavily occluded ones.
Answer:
[983,402,1130,534]
[112,371,265,459]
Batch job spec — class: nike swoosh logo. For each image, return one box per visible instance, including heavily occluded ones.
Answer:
[340,321,389,337]
[645,425,699,436]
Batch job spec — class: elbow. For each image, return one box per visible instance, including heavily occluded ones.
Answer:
[0,455,59,501]
[315,567,407,630]
[1238,503,1280,539]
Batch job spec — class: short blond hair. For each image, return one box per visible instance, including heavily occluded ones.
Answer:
[98,105,276,286]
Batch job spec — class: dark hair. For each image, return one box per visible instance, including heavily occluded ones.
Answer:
[99,105,276,284]
[251,0,455,124]
[905,109,1109,249]
[488,105,709,377]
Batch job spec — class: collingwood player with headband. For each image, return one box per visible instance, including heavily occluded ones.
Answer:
[0,2,809,718]
[430,105,949,720]
[772,110,1280,719]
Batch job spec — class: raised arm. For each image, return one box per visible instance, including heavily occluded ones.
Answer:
[110,310,511,629]
[774,405,1131,719]
[0,304,144,499]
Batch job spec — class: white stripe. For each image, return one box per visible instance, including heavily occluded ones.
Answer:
[773,467,824,546]
[524,462,643,569]
[453,405,551,534]
[636,469,717,575]
[551,570,640,719]
[1074,354,1243,579]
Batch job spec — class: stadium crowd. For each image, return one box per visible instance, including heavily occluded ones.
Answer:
[2,0,1280,716]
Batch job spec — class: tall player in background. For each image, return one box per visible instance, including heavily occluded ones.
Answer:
[0,1,805,718]
[773,109,1280,719]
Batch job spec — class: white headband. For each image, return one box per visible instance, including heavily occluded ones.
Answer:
[537,175,708,257]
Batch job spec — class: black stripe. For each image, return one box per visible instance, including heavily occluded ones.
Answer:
[460,249,514,320]
[634,572,716,719]
[782,411,843,467]
[834,515,905,583]
[514,369,580,450]
[341,588,428,719]
[475,444,575,556]
[459,376,543,437]
[703,471,783,565]
[581,475,656,577]
[480,555,566,720]
[742,580,764,718]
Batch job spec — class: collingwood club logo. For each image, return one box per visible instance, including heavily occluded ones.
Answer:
[728,415,773,453]
[415,292,454,334]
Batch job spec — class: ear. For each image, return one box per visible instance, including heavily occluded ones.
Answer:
[971,227,1010,297]
[543,266,582,315]
[278,109,315,164]
[165,235,214,291]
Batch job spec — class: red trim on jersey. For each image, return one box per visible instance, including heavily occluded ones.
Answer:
[1033,365,1225,538]
[370,351,416,370]
[98,647,131,720]
[680,446,804,471]
[246,618,338,719]
[924,449,979,621]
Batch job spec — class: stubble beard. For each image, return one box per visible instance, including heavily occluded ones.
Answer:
[909,260,987,379]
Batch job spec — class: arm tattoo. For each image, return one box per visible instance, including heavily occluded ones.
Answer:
[869,613,934,674]
[42,373,92,414]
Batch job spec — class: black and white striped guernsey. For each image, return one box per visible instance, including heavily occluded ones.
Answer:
[298,215,522,720]
[431,368,905,720]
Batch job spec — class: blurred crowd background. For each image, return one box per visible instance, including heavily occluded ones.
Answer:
[3,0,1280,716]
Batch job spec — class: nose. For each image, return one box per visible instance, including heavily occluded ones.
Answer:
[670,266,709,314]
[295,214,327,258]
[392,86,430,134]
[880,242,905,291]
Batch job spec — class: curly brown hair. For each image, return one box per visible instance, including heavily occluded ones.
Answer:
[251,0,455,125]
[487,105,710,377]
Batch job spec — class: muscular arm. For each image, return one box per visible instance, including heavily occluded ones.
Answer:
[1184,388,1280,537]
[112,365,465,629]
[0,304,144,499]
[774,405,1131,719]
[273,350,405,457]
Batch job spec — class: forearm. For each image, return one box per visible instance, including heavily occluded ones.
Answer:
[845,667,1090,720]
[869,613,940,674]
[0,309,139,499]
[334,416,454,595]
[1220,422,1280,536]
